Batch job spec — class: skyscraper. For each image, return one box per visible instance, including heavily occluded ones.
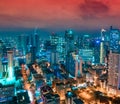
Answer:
[7,50,14,79]
[0,40,3,78]
[107,52,120,95]
[82,34,90,49]
[100,29,106,64]
[66,52,82,78]
[65,29,74,54]
[107,26,120,95]
[17,34,27,55]
[109,26,120,53]
[50,33,66,62]
[50,51,59,65]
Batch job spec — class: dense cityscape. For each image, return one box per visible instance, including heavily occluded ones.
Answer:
[0,26,120,104]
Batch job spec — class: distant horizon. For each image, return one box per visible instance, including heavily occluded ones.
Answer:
[0,27,104,39]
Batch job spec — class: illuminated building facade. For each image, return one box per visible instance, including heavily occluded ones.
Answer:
[109,26,120,53]
[0,40,3,78]
[91,38,101,64]
[33,31,40,54]
[30,46,36,62]
[66,52,82,78]
[65,29,74,54]
[7,50,14,79]
[2,59,8,78]
[50,51,59,65]
[50,33,66,62]
[100,29,106,64]
[79,49,94,63]
[17,34,27,55]
[107,27,120,95]
[82,34,90,49]
[107,52,120,95]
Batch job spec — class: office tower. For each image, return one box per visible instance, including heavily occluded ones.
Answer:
[2,58,8,78]
[107,26,120,95]
[100,29,106,64]
[29,28,40,57]
[79,49,94,63]
[26,53,31,64]
[110,26,120,53]
[50,51,59,65]
[17,34,27,55]
[50,33,58,48]
[57,36,65,61]
[30,46,36,63]
[29,30,40,63]
[65,29,74,54]
[66,52,82,78]
[0,40,3,78]
[0,85,15,103]
[44,40,51,50]
[82,34,90,49]
[7,50,14,79]
[26,35,31,53]
[92,38,101,64]
[50,33,66,61]
[107,52,120,95]
[33,31,40,53]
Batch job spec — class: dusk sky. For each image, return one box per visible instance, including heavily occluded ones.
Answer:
[0,0,120,36]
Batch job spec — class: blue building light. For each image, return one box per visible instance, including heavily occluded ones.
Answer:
[96,40,100,44]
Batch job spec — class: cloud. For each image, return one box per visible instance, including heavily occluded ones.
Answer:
[79,0,109,19]
[0,0,120,31]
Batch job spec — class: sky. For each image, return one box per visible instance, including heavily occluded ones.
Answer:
[0,0,120,36]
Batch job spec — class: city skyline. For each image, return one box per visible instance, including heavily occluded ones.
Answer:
[0,0,120,37]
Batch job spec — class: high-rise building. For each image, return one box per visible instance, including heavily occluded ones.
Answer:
[66,52,82,78]
[65,29,74,54]
[49,33,65,62]
[2,58,8,78]
[109,26,120,53]
[7,50,14,79]
[26,35,31,53]
[107,52,120,95]
[17,34,27,55]
[57,36,65,61]
[92,38,101,64]
[0,40,3,78]
[50,51,59,65]
[82,34,90,49]
[30,46,36,63]
[100,29,106,64]
[33,32,40,53]
[79,49,94,63]
[26,53,31,64]
[107,26,120,95]
[50,33,58,48]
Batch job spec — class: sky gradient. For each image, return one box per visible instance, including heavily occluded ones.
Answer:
[0,0,120,35]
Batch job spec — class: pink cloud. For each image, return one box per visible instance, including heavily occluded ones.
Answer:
[0,0,120,29]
